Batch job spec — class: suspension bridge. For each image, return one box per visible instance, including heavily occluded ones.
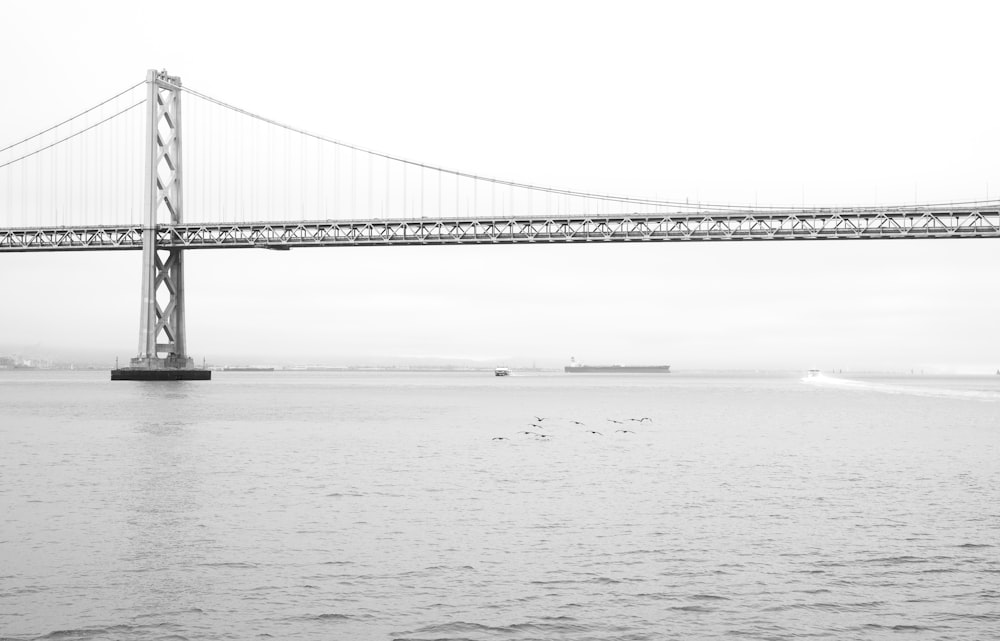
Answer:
[2,70,998,379]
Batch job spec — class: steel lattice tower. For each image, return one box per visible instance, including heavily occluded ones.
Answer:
[113,69,208,380]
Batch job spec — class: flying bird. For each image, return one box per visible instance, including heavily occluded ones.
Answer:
[586,430,604,436]
[607,419,624,425]
[615,429,634,434]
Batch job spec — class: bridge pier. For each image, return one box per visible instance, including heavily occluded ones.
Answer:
[113,69,209,381]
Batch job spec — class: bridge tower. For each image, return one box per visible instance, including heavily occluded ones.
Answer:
[112,69,209,381]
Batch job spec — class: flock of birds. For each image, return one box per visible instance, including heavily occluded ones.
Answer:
[492,416,652,441]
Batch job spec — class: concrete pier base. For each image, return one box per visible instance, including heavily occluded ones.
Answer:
[111,368,211,381]
[111,356,211,381]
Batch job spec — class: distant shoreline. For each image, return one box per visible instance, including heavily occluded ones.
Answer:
[2,367,997,377]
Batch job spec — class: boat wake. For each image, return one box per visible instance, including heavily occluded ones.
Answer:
[802,373,1000,402]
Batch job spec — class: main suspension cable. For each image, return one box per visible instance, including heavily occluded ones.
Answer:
[173,82,1000,213]
[0,80,144,154]
[175,83,728,210]
[0,100,145,171]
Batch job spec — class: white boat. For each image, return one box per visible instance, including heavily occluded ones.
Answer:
[494,367,511,377]
[806,369,821,377]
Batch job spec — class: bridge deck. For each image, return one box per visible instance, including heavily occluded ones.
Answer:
[1,209,999,252]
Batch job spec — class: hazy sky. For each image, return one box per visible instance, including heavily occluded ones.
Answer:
[1,1,999,371]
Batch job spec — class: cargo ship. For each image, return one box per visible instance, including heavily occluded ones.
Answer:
[564,358,670,374]
[220,366,275,372]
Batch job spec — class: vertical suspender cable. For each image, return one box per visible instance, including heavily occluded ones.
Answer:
[214,98,219,222]
[245,109,250,222]
[126,103,131,224]
[334,141,341,218]
[284,130,289,219]
[233,102,237,221]
[300,130,306,219]
[79,116,84,224]
[225,101,231,222]
[97,109,103,222]
[5,158,10,226]
[51,123,58,225]
[267,120,272,217]
[238,101,244,222]
[211,100,217,222]
[112,96,118,223]
[91,111,97,222]
[318,136,324,219]
[199,97,205,223]
[98,102,104,223]
[252,113,258,221]
[22,141,28,226]
[220,99,226,222]
[35,132,41,224]
[238,105,244,221]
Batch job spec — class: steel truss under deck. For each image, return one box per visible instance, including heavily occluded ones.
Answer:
[2,207,999,252]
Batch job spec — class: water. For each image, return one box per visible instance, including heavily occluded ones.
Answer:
[1,370,998,640]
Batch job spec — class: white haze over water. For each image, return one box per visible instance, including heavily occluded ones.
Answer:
[803,373,1000,402]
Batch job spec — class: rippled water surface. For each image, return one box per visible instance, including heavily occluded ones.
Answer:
[1,370,998,640]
